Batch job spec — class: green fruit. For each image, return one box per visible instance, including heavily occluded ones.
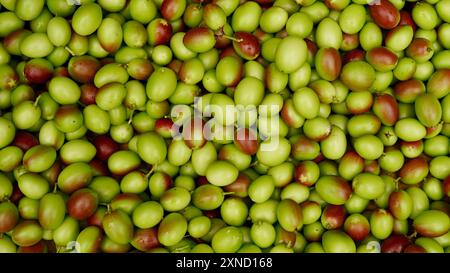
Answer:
[211,226,243,253]
[158,213,188,247]
[103,210,134,245]
[413,210,450,237]
[322,230,356,253]
[72,3,103,36]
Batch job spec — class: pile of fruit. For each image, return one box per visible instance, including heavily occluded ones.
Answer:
[0,0,449,253]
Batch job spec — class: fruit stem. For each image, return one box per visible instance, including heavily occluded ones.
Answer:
[64,46,76,56]
[145,166,156,178]
[221,35,243,43]
[408,231,418,239]
[34,95,42,107]
[128,109,135,125]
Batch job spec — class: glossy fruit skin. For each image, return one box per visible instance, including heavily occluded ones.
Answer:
[340,61,375,91]
[344,214,370,242]
[38,193,66,230]
[322,230,356,253]
[158,213,188,247]
[315,176,352,205]
[370,209,394,240]
[368,0,400,30]
[103,210,134,245]
[414,94,442,127]
[388,191,413,221]
[0,202,19,233]
[11,220,43,247]
[72,3,103,36]
[67,189,98,221]
[413,210,450,237]
[372,94,399,126]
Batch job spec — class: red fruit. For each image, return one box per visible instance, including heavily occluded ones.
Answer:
[399,11,416,32]
[10,184,24,204]
[94,135,120,161]
[17,240,48,253]
[313,153,325,163]
[223,173,251,198]
[291,136,319,161]
[131,228,160,251]
[161,0,185,21]
[12,131,39,151]
[53,67,70,78]
[305,38,318,60]
[80,84,99,106]
[197,176,209,186]
[3,29,30,54]
[147,18,173,46]
[443,176,450,198]
[232,32,261,61]
[215,29,232,49]
[127,59,153,81]
[67,189,99,220]
[295,162,319,187]
[344,214,370,241]
[280,99,303,128]
[399,157,429,184]
[315,47,342,81]
[366,47,398,72]
[342,49,365,64]
[219,46,239,59]
[155,118,175,138]
[372,93,399,126]
[368,0,400,29]
[89,159,110,176]
[167,59,183,74]
[233,128,258,155]
[403,244,426,253]
[394,79,426,103]
[254,0,274,4]
[203,209,220,218]
[381,235,411,253]
[41,161,62,187]
[388,190,412,220]
[87,207,107,229]
[427,69,450,98]
[0,202,19,233]
[24,59,54,84]
[406,38,434,63]
[321,205,346,230]
[68,56,101,83]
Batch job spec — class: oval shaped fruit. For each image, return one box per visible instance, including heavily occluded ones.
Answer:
[352,173,385,200]
[413,210,450,237]
[275,36,307,74]
[158,213,187,247]
[102,210,134,245]
[315,176,352,205]
[38,193,66,230]
[415,94,442,127]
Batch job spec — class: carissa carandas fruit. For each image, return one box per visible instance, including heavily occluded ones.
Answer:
[0,0,449,254]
